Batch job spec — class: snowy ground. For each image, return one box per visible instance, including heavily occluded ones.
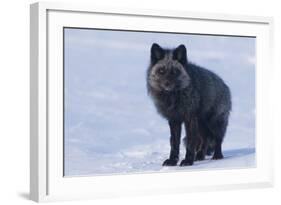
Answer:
[64,28,256,176]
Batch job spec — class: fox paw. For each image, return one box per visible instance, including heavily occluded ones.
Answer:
[195,152,205,161]
[179,159,194,166]
[162,158,178,166]
[212,153,224,160]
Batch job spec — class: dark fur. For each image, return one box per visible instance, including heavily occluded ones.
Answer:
[147,43,231,166]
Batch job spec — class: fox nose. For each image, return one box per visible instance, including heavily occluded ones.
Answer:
[164,82,170,87]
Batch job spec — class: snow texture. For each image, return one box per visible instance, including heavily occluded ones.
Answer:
[64,28,256,176]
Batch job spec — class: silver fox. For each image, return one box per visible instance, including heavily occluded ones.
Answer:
[147,43,231,166]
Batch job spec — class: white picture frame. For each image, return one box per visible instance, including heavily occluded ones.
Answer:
[30,2,274,202]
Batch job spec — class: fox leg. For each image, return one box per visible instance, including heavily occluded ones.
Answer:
[195,138,209,161]
[180,117,199,166]
[162,120,182,166]
[195,120,210,161]
[206,114,229,160]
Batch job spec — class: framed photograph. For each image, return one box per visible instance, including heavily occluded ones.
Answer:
[30,2,274,202]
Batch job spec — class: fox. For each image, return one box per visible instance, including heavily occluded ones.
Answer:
[146,43,231,166]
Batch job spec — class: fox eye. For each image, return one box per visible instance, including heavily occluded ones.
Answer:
[157,67,166,75]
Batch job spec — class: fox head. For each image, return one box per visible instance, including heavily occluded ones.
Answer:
[147,43,191,92]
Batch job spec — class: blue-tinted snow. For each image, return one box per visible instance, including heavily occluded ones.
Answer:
[64,28,255,176]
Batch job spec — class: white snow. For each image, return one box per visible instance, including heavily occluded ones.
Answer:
[64,29,256,176]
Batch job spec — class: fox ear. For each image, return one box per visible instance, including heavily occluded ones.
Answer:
[151,43,164,63]
[173,44,187,65]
